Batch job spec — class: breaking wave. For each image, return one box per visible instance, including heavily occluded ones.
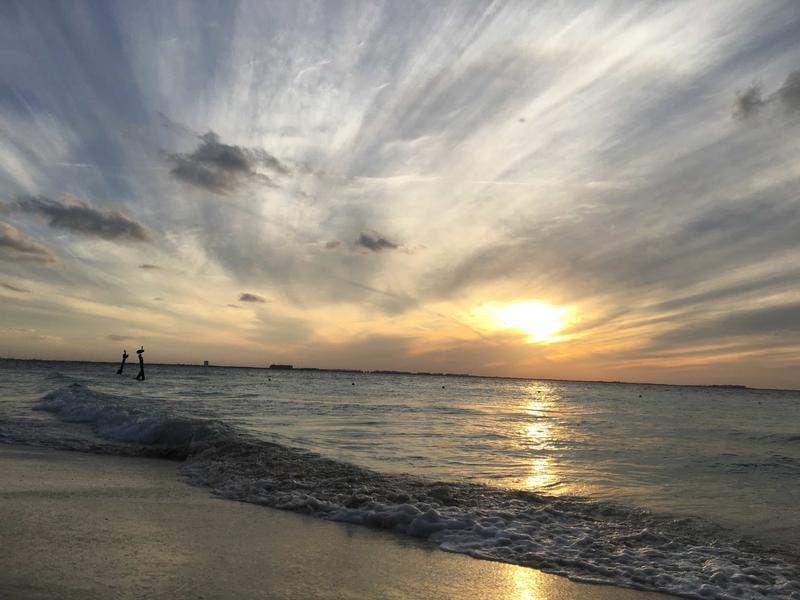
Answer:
[34,383,234,457]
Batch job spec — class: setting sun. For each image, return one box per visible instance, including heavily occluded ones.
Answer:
[483,301,570,343]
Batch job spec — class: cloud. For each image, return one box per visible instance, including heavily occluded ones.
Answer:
[107,334,134,341]
[10,196,152,242]
[294,332,550,377]
[733,85,765,120]
[239,292,267,303]
[0,222,57,263]
[732,69,800,120]
[325,240,342,249]
[1,327,63,343]
[356,232,399,252]
[138,263,162,269]
[246,310,311,345]
[296,334,416,371]
[168,131,288,194]
[1,282,30,293]
[776,69,800,113]
[653,301,800,348]
[4,0,800,386]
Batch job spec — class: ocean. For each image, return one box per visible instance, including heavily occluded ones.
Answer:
[1,359,798,599]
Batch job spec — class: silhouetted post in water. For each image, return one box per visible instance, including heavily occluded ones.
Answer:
[116,349,129,374]
[135,346,145,381]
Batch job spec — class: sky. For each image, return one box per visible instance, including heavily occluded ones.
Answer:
[1,1,800,389]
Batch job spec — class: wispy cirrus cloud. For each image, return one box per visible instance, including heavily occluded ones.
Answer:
[2,1,800,386]
[652,301,800,348]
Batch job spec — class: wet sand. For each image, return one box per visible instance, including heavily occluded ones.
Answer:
[0,445,676,600]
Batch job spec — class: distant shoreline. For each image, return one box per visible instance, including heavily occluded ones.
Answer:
[2,356,797,392]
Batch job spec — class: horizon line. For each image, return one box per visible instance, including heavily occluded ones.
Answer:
[1,356,797,393]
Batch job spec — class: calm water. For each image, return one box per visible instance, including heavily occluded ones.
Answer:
[1,359,799,598]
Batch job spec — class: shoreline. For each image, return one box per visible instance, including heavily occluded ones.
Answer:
[0,443,676,600]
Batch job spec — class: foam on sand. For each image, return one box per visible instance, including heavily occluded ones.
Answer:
[1,444,675,600]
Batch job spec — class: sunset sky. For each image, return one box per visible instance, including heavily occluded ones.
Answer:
[2,1,800,388]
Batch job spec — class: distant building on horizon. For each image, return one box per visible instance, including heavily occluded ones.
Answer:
[269,364,293,370]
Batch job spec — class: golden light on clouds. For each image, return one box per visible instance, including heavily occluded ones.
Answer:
[476,301,572,343]
[5,2,800,389]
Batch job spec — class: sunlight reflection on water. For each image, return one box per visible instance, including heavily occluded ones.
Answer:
[3,361,799,550]
[520,384,561,491]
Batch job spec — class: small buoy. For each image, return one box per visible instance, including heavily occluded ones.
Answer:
[268,377,271,381]
[442,385,445,389]
[352,382,355,385]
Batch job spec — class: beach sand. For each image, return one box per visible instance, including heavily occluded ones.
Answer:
[0,445,676,600]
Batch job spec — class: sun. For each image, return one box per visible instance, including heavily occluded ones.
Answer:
[482,301,569,343]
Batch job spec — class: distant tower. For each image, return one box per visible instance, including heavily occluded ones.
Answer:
[203,360,209,372]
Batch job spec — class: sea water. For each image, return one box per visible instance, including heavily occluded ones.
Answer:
[1,359,798,599]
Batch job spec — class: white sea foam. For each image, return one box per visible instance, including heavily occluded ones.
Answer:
[184,442,800,600]
[32,383,800,600]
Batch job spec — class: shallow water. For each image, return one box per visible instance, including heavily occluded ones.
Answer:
[1,359,799,599]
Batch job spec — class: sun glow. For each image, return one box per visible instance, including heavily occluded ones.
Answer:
[484,301,569,343]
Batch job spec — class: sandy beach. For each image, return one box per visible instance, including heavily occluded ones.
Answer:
[0,444,677,600]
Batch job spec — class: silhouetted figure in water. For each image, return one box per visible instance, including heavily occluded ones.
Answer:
[116,349,129,374]
[135,346,145,381]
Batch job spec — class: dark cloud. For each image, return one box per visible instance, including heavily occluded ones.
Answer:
[168,131,288,194]
[325,240,342,249]
[732,70,800,120]
[226,303,241,309]
[776,69,800,113]
[107,334,134,341]
[239,292,266,303]
[733,85,765,120]
[138,263,161,270]
[0,222,57,263]
[356,232,399,252]
[1,282,30,293]
[11,196,152,242]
